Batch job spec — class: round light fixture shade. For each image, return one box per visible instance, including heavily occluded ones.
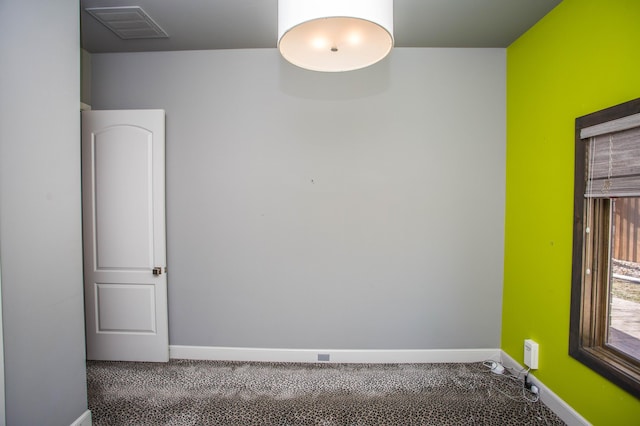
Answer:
[278,0,394,72]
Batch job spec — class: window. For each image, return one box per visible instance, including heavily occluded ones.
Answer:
[570,98,640,397]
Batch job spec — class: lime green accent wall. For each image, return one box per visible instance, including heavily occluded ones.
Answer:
[504,0,640,423]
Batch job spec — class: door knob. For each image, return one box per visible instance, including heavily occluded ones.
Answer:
[152,267,163,276]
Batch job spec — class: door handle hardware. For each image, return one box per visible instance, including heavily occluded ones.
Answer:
[152,267,163,276]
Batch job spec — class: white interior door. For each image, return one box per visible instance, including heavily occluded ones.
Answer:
[82,110,168,362]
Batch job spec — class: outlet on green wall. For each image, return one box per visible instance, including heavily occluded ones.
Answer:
[503,0,640,423]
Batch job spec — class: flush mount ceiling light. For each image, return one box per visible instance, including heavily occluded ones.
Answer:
[278,0,394,72]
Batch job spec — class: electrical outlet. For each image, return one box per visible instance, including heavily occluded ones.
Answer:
[524,339,539,369]
[317,353,330,362]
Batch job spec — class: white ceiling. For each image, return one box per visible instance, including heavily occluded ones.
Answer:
[80,0,563,53]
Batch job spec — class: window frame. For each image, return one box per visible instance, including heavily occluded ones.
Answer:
[570,97,640,398]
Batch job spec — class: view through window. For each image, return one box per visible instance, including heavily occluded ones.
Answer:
[609,197,640,360]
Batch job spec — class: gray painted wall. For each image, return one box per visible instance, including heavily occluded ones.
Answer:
[0,0,88,424]
[81,49,92,106]
[92,48,506,350]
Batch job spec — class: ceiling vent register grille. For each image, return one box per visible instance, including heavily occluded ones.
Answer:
[85,6,169,40]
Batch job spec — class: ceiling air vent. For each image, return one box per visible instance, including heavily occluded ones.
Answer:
[85,6,169,40]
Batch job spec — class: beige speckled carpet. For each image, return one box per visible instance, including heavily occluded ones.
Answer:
[87,360,565,425]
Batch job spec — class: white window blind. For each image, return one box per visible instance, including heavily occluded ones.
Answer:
[584,125,640,198]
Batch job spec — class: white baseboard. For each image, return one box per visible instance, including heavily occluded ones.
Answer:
[170,345,501,364]
[70,410,92,426]
[500,351,590,426]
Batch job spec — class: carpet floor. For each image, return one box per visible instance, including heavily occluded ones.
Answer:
[87,360,566,425]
